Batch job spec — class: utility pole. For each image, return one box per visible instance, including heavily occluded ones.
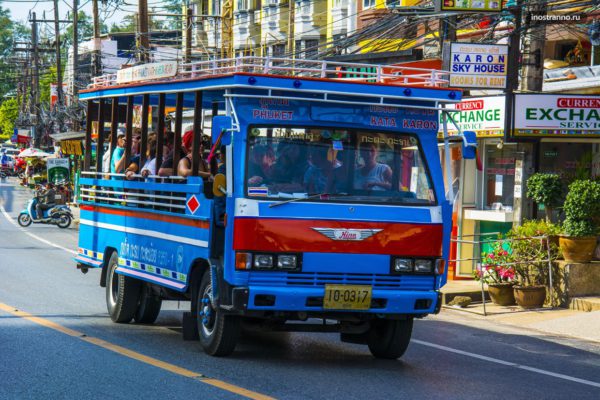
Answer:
[138,0,150,63]
[53,0,64,108]
[521,3,545,91]
[221,0,233,59]
[91,0,100,78]
[31,12,40,147]
[72,0,79,105]
[184,7,193,64]
[287,0,295,58]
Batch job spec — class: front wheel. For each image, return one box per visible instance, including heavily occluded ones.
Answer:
[197,271,240,356]
[17,213,32,227]
[56,214,71,229]
[106,252,141,323]
[367,317,413,359]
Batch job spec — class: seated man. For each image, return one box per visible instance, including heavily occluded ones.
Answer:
[35,183,56,220]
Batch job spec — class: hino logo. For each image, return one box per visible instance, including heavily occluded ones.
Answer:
[312,228,383,241]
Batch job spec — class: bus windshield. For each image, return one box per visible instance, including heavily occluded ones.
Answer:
[246,127,436,205]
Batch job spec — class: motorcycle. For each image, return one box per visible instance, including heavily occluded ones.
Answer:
[17,194,73,229]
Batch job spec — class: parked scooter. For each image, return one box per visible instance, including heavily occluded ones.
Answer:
[18,190,73,228]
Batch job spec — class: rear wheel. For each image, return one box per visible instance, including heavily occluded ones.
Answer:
[17,213,32,227]
[106,252,141,323]
[56,214,71,229]
[367,317,413,359]
[134,283,162,324]
[197,271,240,356]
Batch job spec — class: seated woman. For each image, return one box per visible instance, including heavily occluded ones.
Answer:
[247,144,275,186]
[177,130,211,179]
[354,142,392,191]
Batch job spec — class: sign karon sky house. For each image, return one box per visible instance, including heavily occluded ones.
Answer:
[514,94,600,135]
[449,43,508,89]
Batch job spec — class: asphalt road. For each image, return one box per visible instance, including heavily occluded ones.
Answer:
[1,177,600,399]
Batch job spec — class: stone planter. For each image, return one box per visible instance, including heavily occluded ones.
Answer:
[514,285,546,309]
[487,283,516,306]
[559,236,597,263]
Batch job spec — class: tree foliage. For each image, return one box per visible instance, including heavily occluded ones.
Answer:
[0,98,20,140]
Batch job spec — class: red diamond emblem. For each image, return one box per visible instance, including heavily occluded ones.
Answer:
[186,195,200,214]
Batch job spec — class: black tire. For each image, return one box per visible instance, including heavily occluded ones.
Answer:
[134,283,162,324]
[106,252,141,323]
[196,271,240,356]
[367,317,413,359]
[56,214,71,229]
[17,213,32,227]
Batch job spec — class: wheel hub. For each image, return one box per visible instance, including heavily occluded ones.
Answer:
[199,285,216,336]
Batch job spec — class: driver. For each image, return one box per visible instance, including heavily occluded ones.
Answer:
[35,182,56,220]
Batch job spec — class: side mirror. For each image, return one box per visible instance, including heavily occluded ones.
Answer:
[212,116,233,146]
[461,130,477,160]
[213,173,226,197]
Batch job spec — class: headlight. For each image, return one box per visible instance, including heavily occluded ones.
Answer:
[394,258,413,272]
[277,255,297,269]
[414,259,433,273]
[254,254,274,269]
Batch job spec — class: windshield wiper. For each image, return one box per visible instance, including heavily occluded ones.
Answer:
[269,192,351,208]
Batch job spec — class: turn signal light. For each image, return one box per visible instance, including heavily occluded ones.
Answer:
[435,259,446,275]
[235,252,252,270]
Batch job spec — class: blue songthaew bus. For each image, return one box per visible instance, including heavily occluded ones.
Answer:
[75,58,472,358]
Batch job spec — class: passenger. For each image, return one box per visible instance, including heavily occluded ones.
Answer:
[102,133,113,175]
[271,141,308,185]
[124,133,142,179]
[177,130,211,179]
[247,144,275,185]
[354,142,392,191]
[304,145,343,194]
[111,131,127,174]
[158,131,184,177]
[140,136,158,178]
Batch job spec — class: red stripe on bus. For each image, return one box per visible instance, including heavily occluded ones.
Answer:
[233,218,443,256]
[79,204,210,229]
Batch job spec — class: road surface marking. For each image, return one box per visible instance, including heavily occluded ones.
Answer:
[0,302,275,400]
[0,205,77,255]
[413,339,600,389]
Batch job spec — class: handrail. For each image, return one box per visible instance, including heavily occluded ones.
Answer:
[88,56,451,89]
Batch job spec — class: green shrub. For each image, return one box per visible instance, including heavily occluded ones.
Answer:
[562,218,597,237]
[562,180,600,237]
[526,173,563,222]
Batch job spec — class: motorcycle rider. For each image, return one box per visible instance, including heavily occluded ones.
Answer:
[35,182,56,221]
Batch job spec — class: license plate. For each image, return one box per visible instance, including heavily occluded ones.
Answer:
[323,285,372,310]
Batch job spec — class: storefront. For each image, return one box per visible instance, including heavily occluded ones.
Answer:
[513,94,600,220]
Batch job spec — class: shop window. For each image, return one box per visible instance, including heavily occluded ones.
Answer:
[483,146,516,210]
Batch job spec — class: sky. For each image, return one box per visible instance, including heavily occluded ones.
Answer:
[1,0,130,27]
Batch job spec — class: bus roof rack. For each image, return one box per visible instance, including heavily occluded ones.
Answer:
[89,56,451,89]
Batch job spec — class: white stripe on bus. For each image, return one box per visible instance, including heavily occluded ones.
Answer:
[79,219,208,247]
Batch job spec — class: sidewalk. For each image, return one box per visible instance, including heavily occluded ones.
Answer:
[441,280,600,343]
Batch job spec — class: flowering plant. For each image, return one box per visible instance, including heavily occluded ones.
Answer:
[473,241,516,284]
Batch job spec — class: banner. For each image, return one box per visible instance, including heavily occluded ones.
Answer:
[47,158,70,183]
[440,96,505,137]
[440,0,502,12]
[514,94,600,136]
[449,43,508,89]
[116,62,178,84]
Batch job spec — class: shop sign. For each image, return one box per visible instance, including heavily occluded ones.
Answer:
[439,96,504,137]
[47,158,70,184]
[116,62,177,84]
[61,139,83,156]
[439,0,502,12]
[514,94,600,136]
[449,43,508,89]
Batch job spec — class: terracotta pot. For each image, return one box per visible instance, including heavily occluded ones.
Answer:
[559,236,597,263]
[488,283,516,306]
[513,286,546,309]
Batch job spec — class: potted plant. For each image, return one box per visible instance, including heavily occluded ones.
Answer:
[473,241,516,306]
[559,180,600,263]
[526,173,563,223]
[509,221,560,309]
